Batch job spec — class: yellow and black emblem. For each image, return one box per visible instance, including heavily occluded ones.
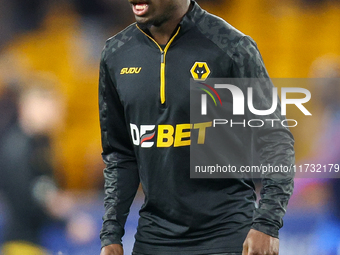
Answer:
[190,62,210,81]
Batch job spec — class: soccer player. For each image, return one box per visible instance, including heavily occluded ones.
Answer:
[98,0,295,255]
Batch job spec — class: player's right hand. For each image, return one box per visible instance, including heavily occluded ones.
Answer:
[100,244,123,255]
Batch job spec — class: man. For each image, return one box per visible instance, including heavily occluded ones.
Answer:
[98,0,295,255]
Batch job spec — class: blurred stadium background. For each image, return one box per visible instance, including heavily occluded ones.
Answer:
[0,0,340,254]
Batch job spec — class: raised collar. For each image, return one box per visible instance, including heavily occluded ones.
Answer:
[136,1,206,44]
[180,0,206,33]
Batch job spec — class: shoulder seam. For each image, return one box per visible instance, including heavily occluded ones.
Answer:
[104,23,138,57]
[106,22,137,44]
[193,12,247,59]
[230,35,250,61]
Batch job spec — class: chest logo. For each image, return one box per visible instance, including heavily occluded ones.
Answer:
[190,62,210,81]
[120,67,142,74]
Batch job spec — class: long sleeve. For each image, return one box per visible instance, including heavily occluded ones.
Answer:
[231,36,295,238]
[99,46,140,248]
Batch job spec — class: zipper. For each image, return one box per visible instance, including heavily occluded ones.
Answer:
[137,25,181,105]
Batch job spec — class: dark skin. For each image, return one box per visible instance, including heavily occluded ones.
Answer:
[243,229,279,255]
[131,0,191,44]
[100,0,279,254]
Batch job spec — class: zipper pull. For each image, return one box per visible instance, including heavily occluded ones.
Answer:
[161,51,164,63]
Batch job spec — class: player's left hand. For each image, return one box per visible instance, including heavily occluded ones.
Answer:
[242,229,279,255]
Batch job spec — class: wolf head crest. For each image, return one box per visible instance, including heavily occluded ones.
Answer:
[190,62,210,81]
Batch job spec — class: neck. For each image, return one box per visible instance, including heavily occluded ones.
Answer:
[150,1,191,45]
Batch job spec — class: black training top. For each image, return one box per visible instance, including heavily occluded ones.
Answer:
[99,1,295,254]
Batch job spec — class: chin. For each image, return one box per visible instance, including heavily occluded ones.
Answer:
[135,16,150,24]
[136,15,165,28]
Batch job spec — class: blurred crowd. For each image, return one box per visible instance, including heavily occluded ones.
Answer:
[1,0,340,50]
[0,0,133,50]
[0,0,340,254]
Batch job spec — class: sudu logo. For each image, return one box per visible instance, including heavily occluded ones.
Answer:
[120,67,142,74]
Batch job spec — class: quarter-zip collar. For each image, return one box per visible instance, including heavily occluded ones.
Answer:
[136,1,206,49]
[135,1,206,105]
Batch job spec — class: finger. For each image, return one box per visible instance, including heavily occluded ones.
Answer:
[242,241,248,255]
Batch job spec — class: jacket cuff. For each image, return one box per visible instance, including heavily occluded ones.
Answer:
[251,222,279,239]
[100,235,123,249]
[100,222,124,248]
